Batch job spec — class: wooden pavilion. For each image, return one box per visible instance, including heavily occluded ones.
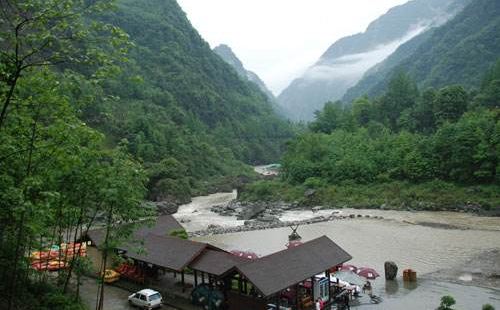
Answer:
[218,236,352,310]
[85,216,353,310]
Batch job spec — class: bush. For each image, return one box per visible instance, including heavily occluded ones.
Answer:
[170,229,188,239]
[437,295,456,310]
[483,304,495,310]
[304,177,327,189]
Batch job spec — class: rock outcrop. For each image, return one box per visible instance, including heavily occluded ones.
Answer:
[385,261,398,280]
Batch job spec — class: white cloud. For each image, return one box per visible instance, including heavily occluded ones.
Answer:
[177,0,410,95]
[303,24,428,82]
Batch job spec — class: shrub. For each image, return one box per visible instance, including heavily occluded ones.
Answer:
[437,295,456,310]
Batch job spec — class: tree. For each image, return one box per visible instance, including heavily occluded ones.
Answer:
[413,88,437,134]
[0,2,137,309]
[0,0,129,131]
[433,85,469,125]
[437,295,456,310]
[352,96,374,127]
[310,101,353,134]
[94,145,148,310]
[475,59,500,108]
[379,71,419,131]
[432,109,498,183]
[483,304,496,310]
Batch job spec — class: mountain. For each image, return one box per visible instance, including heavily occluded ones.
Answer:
[343,29,435,103]
[277,0,470,121]
[345,0,500,101]
[84,0,294,201]
[214,44,275,101]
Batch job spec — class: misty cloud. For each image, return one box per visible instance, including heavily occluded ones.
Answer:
[302,24,428,83]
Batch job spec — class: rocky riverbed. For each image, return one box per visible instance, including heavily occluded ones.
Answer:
[190,201,385,237]
[171,189,500,237]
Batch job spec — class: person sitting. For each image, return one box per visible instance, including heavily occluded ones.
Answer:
[363,281,373,296]
[353,285,361,297]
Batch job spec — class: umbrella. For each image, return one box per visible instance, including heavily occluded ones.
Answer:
[286,240,303,248]
[333,270,367,286]
[230,250,259,260]
[339,264,358,272]
[357,267,380,280]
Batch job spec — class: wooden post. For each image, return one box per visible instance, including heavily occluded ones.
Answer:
[181,270,185,293]
[276,292,281,310]
[326,270,331,304]
[311,277,315,302]
[201,272,205,284]
[238,275,243,294]
[194,270,198,287]
[295,284,300,310]
[243,279,248,294]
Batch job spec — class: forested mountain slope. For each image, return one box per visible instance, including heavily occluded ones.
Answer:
[277,0,469,121]
[213,44,276,102]
[346,0,500,101]
[84,0,294,201]
[343,30,434,102]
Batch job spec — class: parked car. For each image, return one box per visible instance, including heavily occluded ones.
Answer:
[128,289,162,309]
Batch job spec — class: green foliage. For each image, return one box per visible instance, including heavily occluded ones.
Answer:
[434,85,469,124]
[352,96,375,127]
[239,179,499,210]
[437,295,456,310]
[255,65,500,210]
[483,304,496,310]
[379,71,419,130]
[75,0,295,199]
[475,59,500,109]
[309,101,354,133]
[20,283,87,310]
[169,229,188,240]
[0,1,152,309]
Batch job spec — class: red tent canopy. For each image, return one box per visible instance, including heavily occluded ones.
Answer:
[230,250,259,260]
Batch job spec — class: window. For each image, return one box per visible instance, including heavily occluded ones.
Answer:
[140,294,147,301]
[149,293,161,301]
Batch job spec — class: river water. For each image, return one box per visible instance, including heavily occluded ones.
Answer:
[173,191,500,309]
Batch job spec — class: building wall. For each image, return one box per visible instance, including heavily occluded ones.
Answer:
[227,291,268,310]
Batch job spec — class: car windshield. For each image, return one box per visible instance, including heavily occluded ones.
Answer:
[149,293,161,301]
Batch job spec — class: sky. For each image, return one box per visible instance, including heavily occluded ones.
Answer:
[177,0,410,95]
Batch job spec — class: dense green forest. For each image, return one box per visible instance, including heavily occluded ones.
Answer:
[241,63,500,210]
[86,0,295,203]
[0,0,293,309]
[344,0,500,102]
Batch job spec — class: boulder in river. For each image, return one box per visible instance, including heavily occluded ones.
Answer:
[207,224,223,231]
[155,201,179,215]
[304,189,316,198]
[258,215,280,223]
[385,261,398,280]
[237,202,267,220]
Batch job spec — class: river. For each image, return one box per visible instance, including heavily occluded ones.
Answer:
[173,191,500,309]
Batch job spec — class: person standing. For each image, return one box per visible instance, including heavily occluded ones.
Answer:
[344,294,350,310]
[315,298,321,310]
